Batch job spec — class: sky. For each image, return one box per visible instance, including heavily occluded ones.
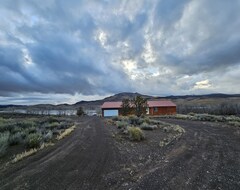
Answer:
[0,0,240,105]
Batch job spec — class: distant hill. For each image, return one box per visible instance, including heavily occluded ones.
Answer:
[74,92,152,106]
[74,92,240,108]
[1,93,240,110]
[164,93,240,99]
[0,105,25,109]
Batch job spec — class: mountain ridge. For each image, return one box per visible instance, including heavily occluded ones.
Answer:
[1,93,240,108]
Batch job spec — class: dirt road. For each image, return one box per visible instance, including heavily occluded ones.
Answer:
[0,117,119,190]
[0,117,240,190]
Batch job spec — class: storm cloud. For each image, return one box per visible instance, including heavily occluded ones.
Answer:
[0,0,240,104]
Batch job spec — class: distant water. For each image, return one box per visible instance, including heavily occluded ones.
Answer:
[0,109,77,116]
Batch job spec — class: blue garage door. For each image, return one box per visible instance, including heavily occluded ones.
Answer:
[104,110,119,117]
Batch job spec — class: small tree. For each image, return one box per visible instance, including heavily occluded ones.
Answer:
[121,98,131,116]
[132,96,148,117]
[76,107,84,116]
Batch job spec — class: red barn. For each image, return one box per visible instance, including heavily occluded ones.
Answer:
[101,100,176,117]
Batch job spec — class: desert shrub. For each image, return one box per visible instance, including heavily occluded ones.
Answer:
[228,121,240,127]
[118,116,129,123]
[149,119,162,125]
[163,127,169,133]
[128,115,139,125]
[194,114,227,122]
[9,132,22,145]
[0,122,15,133]
[129,116,145,125]
[48,122,59,130]
[226,115,240,122]
[195,114,214,122]
[26,133,42,148]
[57,122,70,130]
[0,118,7,131]
[52,129,61,136]
[26,126,37,134]
[11,126,22,134]
[188,112,195,116]
[159,138,171,147]
[143,117,150,124]
[128,127,144,141]
[176,114,191,120]
[173,125,185,133]
[112,116,119,121]
[116,121,128,129]
[0,117,5,123]
[18,120,36,129]
[20,131,27,139]
[46,116,59,123]
[0,132,10,157]
[44,131,53,142]
[140,122,157,130]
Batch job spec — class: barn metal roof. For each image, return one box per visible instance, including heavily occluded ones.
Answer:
[147,100,176,107]
[101,100,176,109]
[101,102,122,109]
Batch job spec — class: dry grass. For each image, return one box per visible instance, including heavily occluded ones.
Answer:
[11,148,38,163]
[9,126,76,164]
[11,142,54,163]
[56,125,76,140]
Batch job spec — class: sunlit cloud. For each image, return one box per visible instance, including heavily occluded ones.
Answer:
[193,79,212,89]
[0,0,239,104]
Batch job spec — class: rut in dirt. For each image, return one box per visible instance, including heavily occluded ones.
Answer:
[0,117,119,190]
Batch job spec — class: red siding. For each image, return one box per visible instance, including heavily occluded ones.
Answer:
[149,106,176,115]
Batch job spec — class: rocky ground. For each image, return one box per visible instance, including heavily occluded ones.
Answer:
[0,116,240,190]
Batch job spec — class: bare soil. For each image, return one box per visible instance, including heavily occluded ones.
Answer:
[1,117,240,190]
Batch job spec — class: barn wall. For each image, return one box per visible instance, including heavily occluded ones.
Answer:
[102,106,176,116]
[149,106,176,115]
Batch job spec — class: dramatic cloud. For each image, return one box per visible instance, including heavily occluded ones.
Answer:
[0,0,240,104]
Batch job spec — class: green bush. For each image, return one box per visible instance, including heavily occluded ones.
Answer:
[20,131,27,139]
[128,115,139,125]
[149,119,161,125]
[26,126,37,134]
[173,125,185,133]
[18,120,36,129]
[48,122,59,130]
[188,112,195,116]
[0,122,15,133]
[26,133,42,148]
[44,131,53,142]
[0,117,5,123]
[9,132,22,145]
[57,122,69,129]
[128,127,144,141]
[0,132,10,157]
[112,116,119,121]
[143,117,150,124]
[228,121,240,127]
[163,127,169,133]
[140,122,157,130]
[46,116,59,123]
[11,126,22,134]
[116,121,128,129]
[227,116,240,122]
